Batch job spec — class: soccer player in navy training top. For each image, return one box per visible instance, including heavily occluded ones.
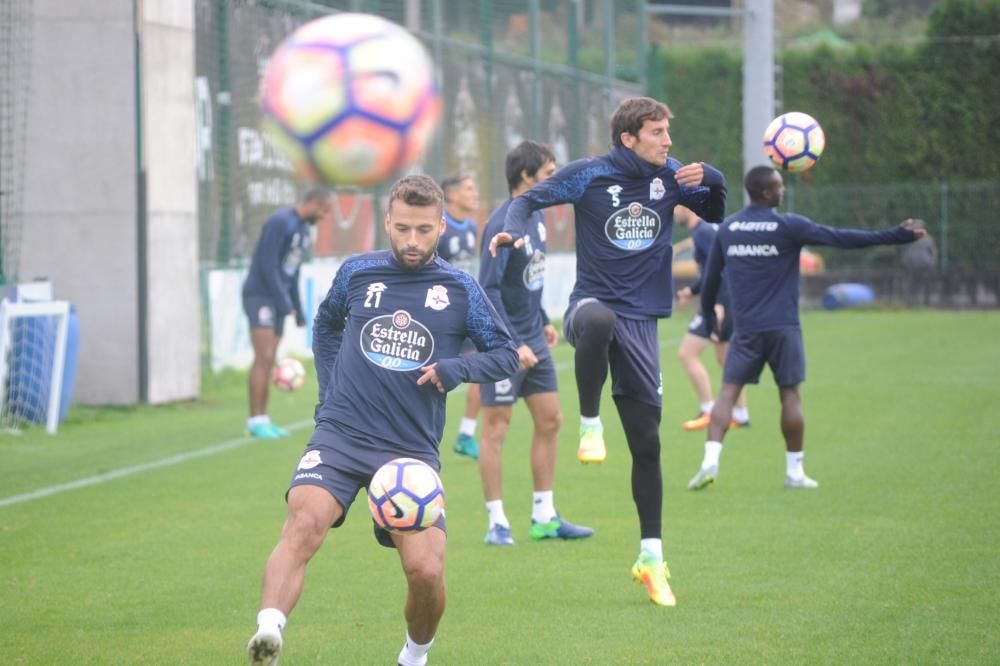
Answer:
[687,165,925,492]
[242,189,332,439]
[438,175,484,459]
[490,96,728,607]
[247,175,519,666]
[477,140,593,546]
[673,205,750,431]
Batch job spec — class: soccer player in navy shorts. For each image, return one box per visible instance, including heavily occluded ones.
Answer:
[489,97,729,607]
[242,188,332,439]
[477,140,593,547]
[688,165,925,491]
[247,175,519,666]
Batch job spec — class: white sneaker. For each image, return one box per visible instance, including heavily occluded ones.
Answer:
[248,625,282,665]
[784,474,819,489]
[687,464,718,490]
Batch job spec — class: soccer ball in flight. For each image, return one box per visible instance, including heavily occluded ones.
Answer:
[368,457,445,534]
[273,358,306,392]
[259,13,441,186]
[763,112,825,173]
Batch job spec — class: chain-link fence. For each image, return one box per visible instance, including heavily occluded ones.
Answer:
[0,0,33,285]
[195,0,644,266]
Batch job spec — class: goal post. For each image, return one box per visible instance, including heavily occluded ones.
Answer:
[0,299,72,434]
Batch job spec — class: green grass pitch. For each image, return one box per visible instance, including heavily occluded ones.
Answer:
[1,309,998,664]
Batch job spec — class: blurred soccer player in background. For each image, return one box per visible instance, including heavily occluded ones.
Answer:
[247,175,518,666]
[477,140,593,546]
[242,188,332,439]
[673,204,750,431]
[437,175,484,459]
[490,96,728,606]
[689,165,925,491]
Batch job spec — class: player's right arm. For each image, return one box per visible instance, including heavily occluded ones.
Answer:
[490,159,596,256]
[312,262,352,403]
[258,214,295,314]
[699,233,726,335]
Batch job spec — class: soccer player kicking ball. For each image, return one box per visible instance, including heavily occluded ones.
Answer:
[477,140,593,546]
[688,165,925,491]
[247,175,519,666]
[490,97,728,606]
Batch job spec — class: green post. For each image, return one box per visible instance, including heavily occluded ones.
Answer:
[939,181,948,271]
[479,0,496,193]
[530,0,542,139]
[638,0,648,91]
[568,1,581,158]
[430,0,444,179]
[214,0,232,266]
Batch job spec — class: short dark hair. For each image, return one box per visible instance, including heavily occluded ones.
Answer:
[744,165,779,201]
[388,175,444,215]
[300,187,331,203]
[439,175,472,203]
[610,97,673,147]
[505,140,556,193]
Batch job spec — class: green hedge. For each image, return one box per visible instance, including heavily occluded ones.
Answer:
[648,0,1000,271]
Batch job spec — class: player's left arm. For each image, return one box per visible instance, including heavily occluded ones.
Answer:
[788,214,920,249]
[675,161,728,224]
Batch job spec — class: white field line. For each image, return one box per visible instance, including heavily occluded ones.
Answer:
[0,336,681,509]
[0,419,315,509]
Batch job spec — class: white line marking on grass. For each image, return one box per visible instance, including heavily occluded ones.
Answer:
[0,419,315,509]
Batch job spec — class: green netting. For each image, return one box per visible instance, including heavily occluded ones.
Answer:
[194,0,644,264]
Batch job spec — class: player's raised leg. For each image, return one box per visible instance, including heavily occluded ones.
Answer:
[566,300,615,463]
[394,526,447,666]
[249,485,342,665]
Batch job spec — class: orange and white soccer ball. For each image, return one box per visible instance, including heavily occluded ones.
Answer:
[763,112,825,173]
[259,12,441,186]
[273,358,306,391]
[368,457,445,534]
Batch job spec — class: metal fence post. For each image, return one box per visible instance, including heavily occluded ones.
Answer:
[940,181,949,271]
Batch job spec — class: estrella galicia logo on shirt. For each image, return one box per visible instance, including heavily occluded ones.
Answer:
[360,309,435,371]
[522,250,545,291]
[604,202,661,251]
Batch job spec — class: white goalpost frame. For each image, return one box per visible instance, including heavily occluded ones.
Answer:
[0,299,71,434]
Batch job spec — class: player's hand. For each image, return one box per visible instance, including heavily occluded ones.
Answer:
[488,232,524,257]
[901,218,928,240]
[543,324,558,348]
[517,345,538,370]
[676,286,692,305]
[417,363,445,393]
[674,162,705,188]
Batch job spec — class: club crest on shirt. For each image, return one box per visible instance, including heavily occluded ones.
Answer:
[425,285,450,311]
[522,250,545,291]
[649,177,666,200]
[604,203,661,251]
[360,309,435,371]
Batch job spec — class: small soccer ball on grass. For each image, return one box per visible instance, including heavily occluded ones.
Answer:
[368,457,445,534]
[763,112,825,173]
[259,12,442,186]
[273,358,306,392]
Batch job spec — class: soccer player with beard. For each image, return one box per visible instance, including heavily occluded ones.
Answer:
[490,97,728,606]
[247,175,519,666]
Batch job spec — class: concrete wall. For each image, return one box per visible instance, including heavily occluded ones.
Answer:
[141,0,200,403]
[20,0,140,404]
[19,0,199,406]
